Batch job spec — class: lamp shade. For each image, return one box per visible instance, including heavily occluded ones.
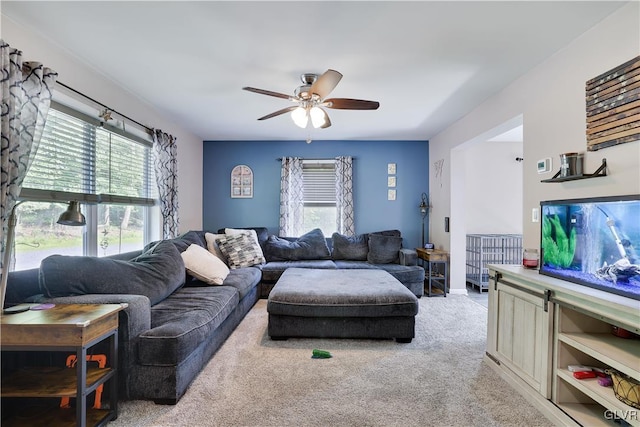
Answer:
[419,193,429,218]
[309,106,328,128]
[291,107,308,128]
[57,201,86,226]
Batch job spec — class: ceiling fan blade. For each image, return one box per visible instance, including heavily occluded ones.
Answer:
[257,106,298,121]
[309,69,343,99]
[243,86,294,101]
[324,98,380,110]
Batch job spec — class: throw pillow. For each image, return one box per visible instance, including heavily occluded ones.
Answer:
[181,244,230,285]
[331,232,369,261]
[225,228,265,259]
[264,228,331,262]
[216,233,266,269]
[205,232,227,261]
[142,230,206,254]
[370,229,401,237]
[39,240,185,305]
[367,233,403,264]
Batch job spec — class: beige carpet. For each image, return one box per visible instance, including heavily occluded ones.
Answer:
[110,295,553,427]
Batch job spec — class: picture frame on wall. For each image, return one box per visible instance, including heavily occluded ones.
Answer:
[231,164,253,198]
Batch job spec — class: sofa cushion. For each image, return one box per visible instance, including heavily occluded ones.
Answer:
[138,286,240,366]
[373,263,425,288]
[39,240,185,305]
[261,260,337,283]
[371,229,402,237]
[332,260,379,270]
[143,230,206,254]
[331,233,369,261]
[264,228,331,262]
[181,244,230,285]
[367,233,402,264]
[221,266,262,299]
[216,232,266,269]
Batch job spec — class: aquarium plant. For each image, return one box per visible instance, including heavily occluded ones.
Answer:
[542,214,577,268]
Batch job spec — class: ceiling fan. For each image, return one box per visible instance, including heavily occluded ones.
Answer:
[242,69,380,129]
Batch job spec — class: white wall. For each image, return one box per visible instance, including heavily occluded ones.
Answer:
[1,17,204,233]
[464,141,523,234]
[430,3,640,294]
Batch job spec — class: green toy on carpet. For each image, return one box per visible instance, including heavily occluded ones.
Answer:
[312,349,332,359]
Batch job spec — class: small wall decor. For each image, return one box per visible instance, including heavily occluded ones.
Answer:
[586,55,640,151]
[231,164,253,198]
[387,163,396,174]
[387,163,397,201]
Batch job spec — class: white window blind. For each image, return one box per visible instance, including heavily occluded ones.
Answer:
[22,104,156,205]
[303,160,335,204]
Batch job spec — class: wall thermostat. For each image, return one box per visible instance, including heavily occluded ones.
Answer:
[537,158,552,174]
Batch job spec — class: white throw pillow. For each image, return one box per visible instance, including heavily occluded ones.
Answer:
[225,228,265,259]
[205,232,227,261]
[181,244,230,285]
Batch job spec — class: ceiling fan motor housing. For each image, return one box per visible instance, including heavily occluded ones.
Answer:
[295,73,318,99]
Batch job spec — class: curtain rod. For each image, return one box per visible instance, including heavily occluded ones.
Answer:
[276,157,355,161]
[57,81,153,133]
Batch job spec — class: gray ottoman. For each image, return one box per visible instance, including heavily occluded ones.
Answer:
[267,268,419,342]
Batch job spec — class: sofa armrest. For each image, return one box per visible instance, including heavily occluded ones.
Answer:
[399,249,418,266]
[41,293,151,399]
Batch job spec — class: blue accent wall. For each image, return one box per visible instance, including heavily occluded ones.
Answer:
[202,140,429,249]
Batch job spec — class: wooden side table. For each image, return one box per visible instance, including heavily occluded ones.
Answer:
[416,248,449,297]
[1,303,126,427]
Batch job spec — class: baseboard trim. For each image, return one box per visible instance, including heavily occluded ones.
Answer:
[449,288,468,295]
[483,354,578,427]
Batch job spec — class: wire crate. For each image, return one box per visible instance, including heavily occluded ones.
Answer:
[466,234,522,291]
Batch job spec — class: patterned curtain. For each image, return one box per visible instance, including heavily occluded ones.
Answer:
[152,129,179,239]
[1,40,57,304]
[335,156,354,235]
[279,157,304,237]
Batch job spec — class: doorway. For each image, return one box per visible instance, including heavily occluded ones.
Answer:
[449,115,524,296]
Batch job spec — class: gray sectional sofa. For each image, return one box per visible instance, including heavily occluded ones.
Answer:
[257,228,425,298]
[3,227,424,405]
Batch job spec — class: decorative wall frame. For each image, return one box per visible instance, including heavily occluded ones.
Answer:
[387,163,396,174]
[231,164,253,198]
[586,55,640,151]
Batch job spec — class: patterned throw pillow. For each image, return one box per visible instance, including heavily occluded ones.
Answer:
[215,232,266,269]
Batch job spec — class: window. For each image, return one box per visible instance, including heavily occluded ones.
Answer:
[302,160,336,236]
[13,102,159,270]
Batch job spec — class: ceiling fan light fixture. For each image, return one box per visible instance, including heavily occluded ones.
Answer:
[309,106,328,128]
[291,106,308,128]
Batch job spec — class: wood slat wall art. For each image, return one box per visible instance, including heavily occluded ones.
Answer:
[586,56,640,151]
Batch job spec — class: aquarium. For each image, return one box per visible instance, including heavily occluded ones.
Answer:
[540,194,640,300]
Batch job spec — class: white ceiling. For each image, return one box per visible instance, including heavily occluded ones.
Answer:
[2,1,626,142]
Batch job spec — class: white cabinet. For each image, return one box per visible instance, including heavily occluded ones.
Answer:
[487,275,552,397]
[487,264,640,427]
